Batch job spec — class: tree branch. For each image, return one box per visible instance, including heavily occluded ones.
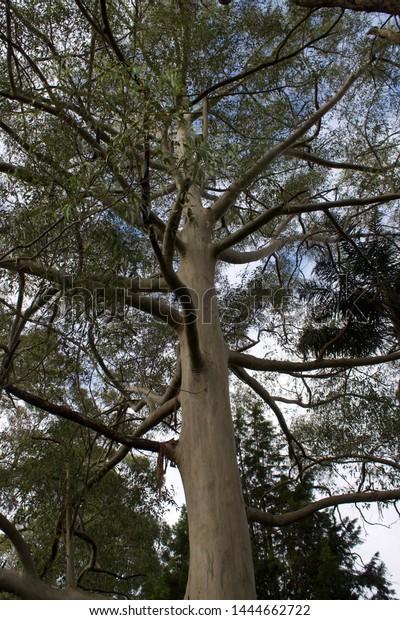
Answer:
[0,568,106,599]
[132,397,180,438]
[291,0,400,15]
[99,0,129,65]
[214,191,400,255]
[0,513,38,577]
[0,258,181,329]
[218,232,333,264]
[210,60,369,223]
[368,28,400,45]
[0,160,34,182]
[285,147,399,172]
[189,9,343,107]
[0,512,107,598]
[4,384,162,454]
[229,349,400,373]
[284,192,400,216]
[247,488,400,527]
[230,365,305,467]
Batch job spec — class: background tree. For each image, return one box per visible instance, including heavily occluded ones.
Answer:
[1,0,400,600]
[235,400,394,600]
[298,210,400,359]
[0,407,170,599]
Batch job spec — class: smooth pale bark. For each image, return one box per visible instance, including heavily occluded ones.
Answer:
[174,187,256,600]
[0,570,105,600]
[247,489,400,527]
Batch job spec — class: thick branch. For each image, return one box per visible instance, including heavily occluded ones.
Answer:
[368,28,400,45]
[218,232,332,264]
[247,489,400,527]
[163,184,189,266]
[292,0,400,15]
[0,568,105,599]
[0,258,181,328]
[219,239,287,264]
[229,349,400,373]
[285,147,399,172]
[0,160,34,182]
[4,385,161,454]
[0,513,38,577]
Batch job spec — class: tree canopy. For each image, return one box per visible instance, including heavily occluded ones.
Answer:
[0,0,400,600]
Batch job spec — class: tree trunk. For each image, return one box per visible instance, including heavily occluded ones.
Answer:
[175,186,256,599]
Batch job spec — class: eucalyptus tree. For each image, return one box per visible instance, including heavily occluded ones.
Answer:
[1,0,400,600]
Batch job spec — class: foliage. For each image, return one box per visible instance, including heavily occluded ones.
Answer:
[0,0,400,600]
[298,210,400,358]
[0,410,169,599]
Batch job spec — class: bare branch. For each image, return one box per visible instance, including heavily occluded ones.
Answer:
[247,488,400,527]
[4,384,162,455]
[0,513,38,577]
[291,0,400,15]
[132,397,180,438]
[230,365,305,467]
[229,349,400,373]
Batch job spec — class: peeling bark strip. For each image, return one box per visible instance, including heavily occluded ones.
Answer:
[292,0,400,14]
